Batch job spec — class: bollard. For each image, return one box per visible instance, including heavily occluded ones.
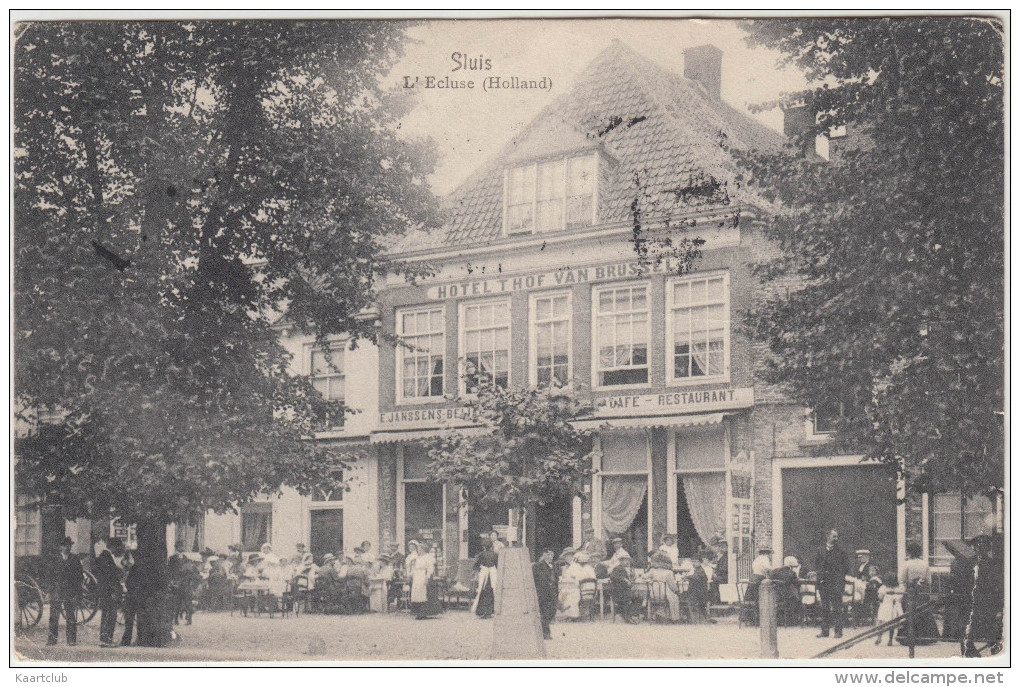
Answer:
[759,579,779,659]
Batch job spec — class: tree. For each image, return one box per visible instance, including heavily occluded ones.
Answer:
[736,18,1004,495]
[14,20,438,643]
[423,381,597,544]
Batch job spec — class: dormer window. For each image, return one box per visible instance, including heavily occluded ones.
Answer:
[505,153,596,235]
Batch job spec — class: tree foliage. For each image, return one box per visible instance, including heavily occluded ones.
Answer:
[14,20,440,526]
[424,382,597,511]
[738,18,1004,494]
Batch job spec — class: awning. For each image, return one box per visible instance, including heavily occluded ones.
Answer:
[571,412,726,432]
[370,426,488,444]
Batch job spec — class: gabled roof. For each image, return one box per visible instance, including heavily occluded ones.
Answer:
[391,40,784,254]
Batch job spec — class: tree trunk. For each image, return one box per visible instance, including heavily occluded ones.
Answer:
[134,519,173,647]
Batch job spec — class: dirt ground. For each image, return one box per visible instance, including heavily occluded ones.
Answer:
[15,608,974,664]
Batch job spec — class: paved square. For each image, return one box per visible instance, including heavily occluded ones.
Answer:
[15,610,968,663]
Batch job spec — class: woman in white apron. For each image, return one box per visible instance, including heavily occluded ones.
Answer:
[407,540,442,619]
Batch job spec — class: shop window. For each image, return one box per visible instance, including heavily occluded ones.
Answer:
[668,274,729,382]
[594,284,649,387]
[15,495,41,557]
[506,153,596,235]
[674,426,727,557]
[461,300,510,394]
[530,292,571,386]
[401,444,444,555]
[240,503,272,551]
[397,307,445,401]
[929,492,997,568]
[599,433,650,553]
[174,515,205,553]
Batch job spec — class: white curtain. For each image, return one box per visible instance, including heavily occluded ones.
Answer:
[601,475,647,537]
[682,473,726,545]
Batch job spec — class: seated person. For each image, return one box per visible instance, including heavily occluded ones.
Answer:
[242,554,262,580]
[682,551,712,623]
[769,555,804,626]
[257,543,280,572]
[646,553,681,622]
[609,553,640,623]
[604,538,630,571]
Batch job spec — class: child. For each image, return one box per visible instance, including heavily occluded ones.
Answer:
[874,573,903,646]
[863,564,882,623]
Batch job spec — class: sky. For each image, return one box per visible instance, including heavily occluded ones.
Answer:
[384,18,808,195]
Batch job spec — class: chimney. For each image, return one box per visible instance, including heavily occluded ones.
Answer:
[683,44,723,100]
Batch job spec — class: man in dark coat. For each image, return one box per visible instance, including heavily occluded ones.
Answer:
[532,548,558,640]
[95,537,127,647]
[814,528,849,638]
[47,537,83,646]
[120,553,144,646]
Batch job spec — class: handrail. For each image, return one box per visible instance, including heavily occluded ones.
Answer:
[812,600,938,659]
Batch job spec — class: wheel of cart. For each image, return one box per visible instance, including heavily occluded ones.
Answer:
[74,570,99,624]
[15,576,46,633]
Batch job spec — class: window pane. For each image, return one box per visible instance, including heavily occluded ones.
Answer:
[599,291,614,312]
[553,295,569,317]
[536,297,551,321]
[675,425,726,470]
[537,160,564,200]
[567,155,593,196]
[631,288,647,311]
[602,433,648,472]
[536,199,563,232]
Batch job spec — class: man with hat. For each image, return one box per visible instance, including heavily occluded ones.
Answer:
[532,549,559,638]
[854,549,872,580]
[47,536,83,646]
[605,537,630,571]
[95,537,127,647]
[814,528,849,638]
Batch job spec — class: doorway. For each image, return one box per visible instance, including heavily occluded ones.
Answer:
[529,495,574,559]
[467,500,508,558]
[309,508,343,562]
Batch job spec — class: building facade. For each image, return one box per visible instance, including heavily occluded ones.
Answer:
[15,41,1000,586]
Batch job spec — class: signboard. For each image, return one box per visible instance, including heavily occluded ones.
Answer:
[594,387,753,417]
[378,406,476,431]
[426,257,696,300]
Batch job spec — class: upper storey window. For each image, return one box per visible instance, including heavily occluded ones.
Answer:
[506,154,596,235]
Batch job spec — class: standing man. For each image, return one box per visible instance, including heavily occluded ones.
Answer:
[95,537,127,647]
[47,536,83,646]
[815,528,849,638]
[532,548,558,640]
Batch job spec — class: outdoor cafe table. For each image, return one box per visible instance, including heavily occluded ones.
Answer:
[235,579,272,616]
[596,571,689,619]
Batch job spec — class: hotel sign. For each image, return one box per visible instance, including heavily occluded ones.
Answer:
[426,258,692,300]
[594,387,753,417]
[378,406,476,431]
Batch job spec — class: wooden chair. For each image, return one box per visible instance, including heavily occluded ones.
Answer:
[578,578,598,621]
[647,580,675,622]
[445,559,477,609]
[800,580,820,626]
